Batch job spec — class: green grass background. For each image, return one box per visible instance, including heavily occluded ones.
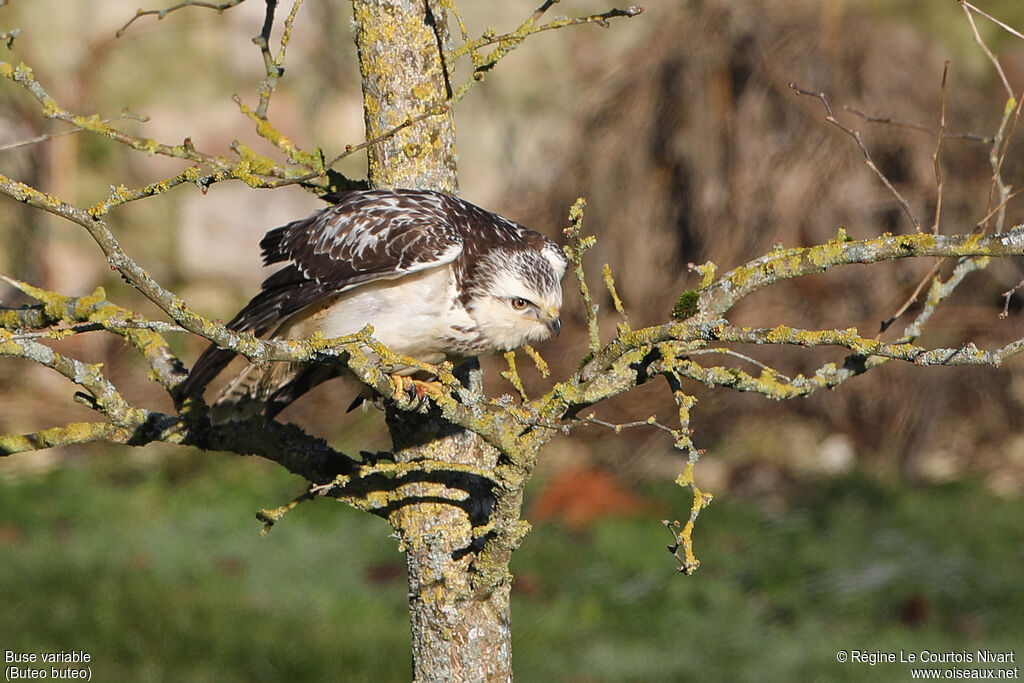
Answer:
[1,452,1021,682]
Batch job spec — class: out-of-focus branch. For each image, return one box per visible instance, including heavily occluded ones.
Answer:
[960,0,1014,98]
[0,111,150,153]
[444,3,644,103]
[0,29,18,49]
[116,0,249,37]
[791,83,921,231]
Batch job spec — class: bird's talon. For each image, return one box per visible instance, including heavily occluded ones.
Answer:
[389,375,443,405]
[411,379,443,399]
[390,374,413,401]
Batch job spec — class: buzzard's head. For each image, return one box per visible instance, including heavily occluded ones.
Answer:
[467,244,567,351]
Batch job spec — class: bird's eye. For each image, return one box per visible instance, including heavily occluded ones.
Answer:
[511,297,531,311]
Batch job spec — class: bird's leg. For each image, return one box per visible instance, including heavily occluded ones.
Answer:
[389,374,444,403]
[390,374,413,401]
[410,379,443,399]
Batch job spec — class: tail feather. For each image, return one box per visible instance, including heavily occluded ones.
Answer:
[207,361,343,423]
[175,346,236,408]
[174,268,325,408]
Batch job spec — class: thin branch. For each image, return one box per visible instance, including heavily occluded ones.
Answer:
[521,344,550,378]
[0,333,142,424]
[898,255,988,342]
[791,83,921,231]
[447,4,643,103]
[976,186,1024,230]
[687,347,793,382]
[664,461,713,575]
[0,61,294,186]
[716,324,1024,367]
[268,105,449,190]
[451,5,644,61]
[877,260,942,336]
[981,92,1023,234]
[0,111,150,153]
[116,0,249,37]
[698,227,1024,321]
[523,228,1024,430]
[931,61,949,234]
[233,95,323,171]
[1001,278,1024,319]
[960,0,1014,98]
[0,275,186,389]
[1,422,139,455]
[253,0,305,119]
[843,106,992,143]
[1,29,20,50]
[562,198,601,352]
[602,263,631,334]
[89,166,215,217]
[500,351,529,402]
[961,1,1024,42]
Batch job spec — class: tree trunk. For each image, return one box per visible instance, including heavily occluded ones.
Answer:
[351,2,514,679]
[351,0,458,194]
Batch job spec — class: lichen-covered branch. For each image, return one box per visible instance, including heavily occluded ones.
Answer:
[690,227,1024,322]
[563,198,601,352]
[445,3,644,102]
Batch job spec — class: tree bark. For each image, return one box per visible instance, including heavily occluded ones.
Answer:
[351,2,514,680]
[351,0,458,193]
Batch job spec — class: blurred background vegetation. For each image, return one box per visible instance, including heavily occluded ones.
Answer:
[2,0,1024,680]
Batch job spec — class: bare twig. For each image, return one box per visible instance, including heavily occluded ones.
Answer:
[876,64,951,336]
[961,1,1024,42]
[981,93,1023,234]
[791,83,921,231]
[931,61,949,234]
[116,0,249,37]
[1,29,19,49]
[447,5,643,102]
[976,187,1024,230]
[269,105,449,190]
[0,61,297,186]
[253,0,282,118]
[688,347,793,382]
[844,106,992,143]
[1000,279,1024,319]
[0,111,150,153]
[252,0,305,119]
[454,5,644,58]
[960,0,1014,98]
[876,261,942,336]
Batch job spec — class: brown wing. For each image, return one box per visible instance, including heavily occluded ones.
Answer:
[176,190,466,405]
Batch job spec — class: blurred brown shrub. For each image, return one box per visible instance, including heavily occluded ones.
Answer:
[503,0,1024,491]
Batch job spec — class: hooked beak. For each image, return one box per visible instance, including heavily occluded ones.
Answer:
[547,316,562,337]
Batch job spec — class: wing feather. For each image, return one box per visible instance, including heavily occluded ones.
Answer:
[260,190,465,297]
[177,190,466,404]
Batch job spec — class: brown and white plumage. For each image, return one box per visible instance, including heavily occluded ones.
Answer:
[176,189,567,420]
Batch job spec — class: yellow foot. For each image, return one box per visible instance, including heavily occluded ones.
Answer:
[389,375,443,402]
[390,374,412,401]
[410,379,443,399]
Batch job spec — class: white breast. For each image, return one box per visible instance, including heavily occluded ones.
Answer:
[284,264,476,364]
